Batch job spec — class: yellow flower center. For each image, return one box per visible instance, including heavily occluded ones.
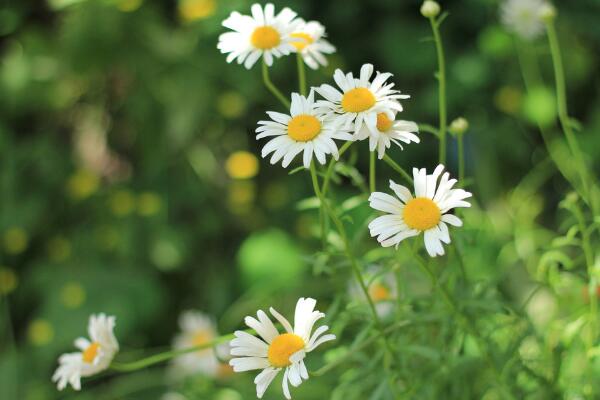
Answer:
[403,197,441,231]
[82,342,100,364]
[268,333,305,368]
[191,330,212,347]
[341,88,376,113]
[290,32,313,51]
[287,115,322,142]
[251,26,280,50]
[376,113,394,132]
[369,283,391,302]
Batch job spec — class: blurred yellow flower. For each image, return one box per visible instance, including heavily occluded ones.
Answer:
[217,92,247,119]
[225,151,259,180]
[0,267,18,295]
[67,169,100,200]
[117,0,143,12]
[178,0,216,22]
[60,282,86,309]
[494,86,522,115]
[47,236,72,262]
[137,192,162,216]
[28,319,54,346]
[109,189,135,217]
[3,227,28,255]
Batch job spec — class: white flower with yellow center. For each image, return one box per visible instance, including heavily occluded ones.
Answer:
[349,265,397,318]
[52,314,119,391]
[256,91,353,168]
[170,311,223,378]
[355,111,420,159]
[229,297,336,399]
[368,165,472,257]
[289,19,336,70]
[500,0,549,40]
[315,63,409,136]
[218,3,300,69]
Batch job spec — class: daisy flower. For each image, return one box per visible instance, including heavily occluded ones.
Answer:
[500,0,549,40]
[315,63,409,136]
[256,91,353,168]
[355,112,419,159]
[52,314,119,391]
[368,165,472,257]
[290,19,336,70]
[348,265,397,318]
[218,3,300,69]
[229,297,336,399]
[170,310,224,378]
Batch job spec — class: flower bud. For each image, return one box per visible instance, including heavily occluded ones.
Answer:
[540,3,557,22]
[449,117,469,136]
[420,1,441,18]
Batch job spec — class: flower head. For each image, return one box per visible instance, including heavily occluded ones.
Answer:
[348,265,397,318]
[290,19,336,70]
[218,3,300,69]
[229,297,336,399]
[170,311,224,378]
[420,0,441,18]
[368,165,472,257]
[354,111,419,159]
[315,64,409,136]
[500,0,550,40]
[52,314,119,391]
[256,91,353,168]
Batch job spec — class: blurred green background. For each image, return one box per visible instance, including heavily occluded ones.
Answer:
[1,0,600,399]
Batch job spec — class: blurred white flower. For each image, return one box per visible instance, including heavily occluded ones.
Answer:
[52,314,119,391]
[500,0,550,40]
[355,112,419,159]
[290,19,336,70]
[229,298,336,399]
[368,165,472,257]
[315,63,409,136]
[170,310,227,378]
[349,265,398,318]
[256,91,353,168]
[218,3,300,69]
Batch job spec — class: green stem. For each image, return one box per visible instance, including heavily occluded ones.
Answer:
[321,141,353,197]
[261,60,290,109]
[296,53,307,97]
[369,151,376,193]
[110,333,234,372]
[545,21,596,215]
[408,247,516,400]
[458,132,465,184]
[382,154,413,185]
[429,16,447,165]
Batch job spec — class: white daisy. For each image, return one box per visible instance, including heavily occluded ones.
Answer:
[218,3,300,69]
[355,111,419,159]
[315,63,409,136]
[229,297,336,399]
[170,310,224,378]
[500,0,549,40]
[290,19,336,70]
[348,265,397,318]
[52,313,119,391]
[256,91,353,169]
[368,165,472,257]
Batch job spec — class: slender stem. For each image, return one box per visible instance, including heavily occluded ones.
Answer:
[296,53,307,97]
[110,333,235,372]
[382,154,413,185]
[408,247,516,399]
[261,60,290,109]
[369,151,376,193]
[545,21,596,215]
[429,17,447,165]
[321,141,353,197]
[458,132,465,184]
